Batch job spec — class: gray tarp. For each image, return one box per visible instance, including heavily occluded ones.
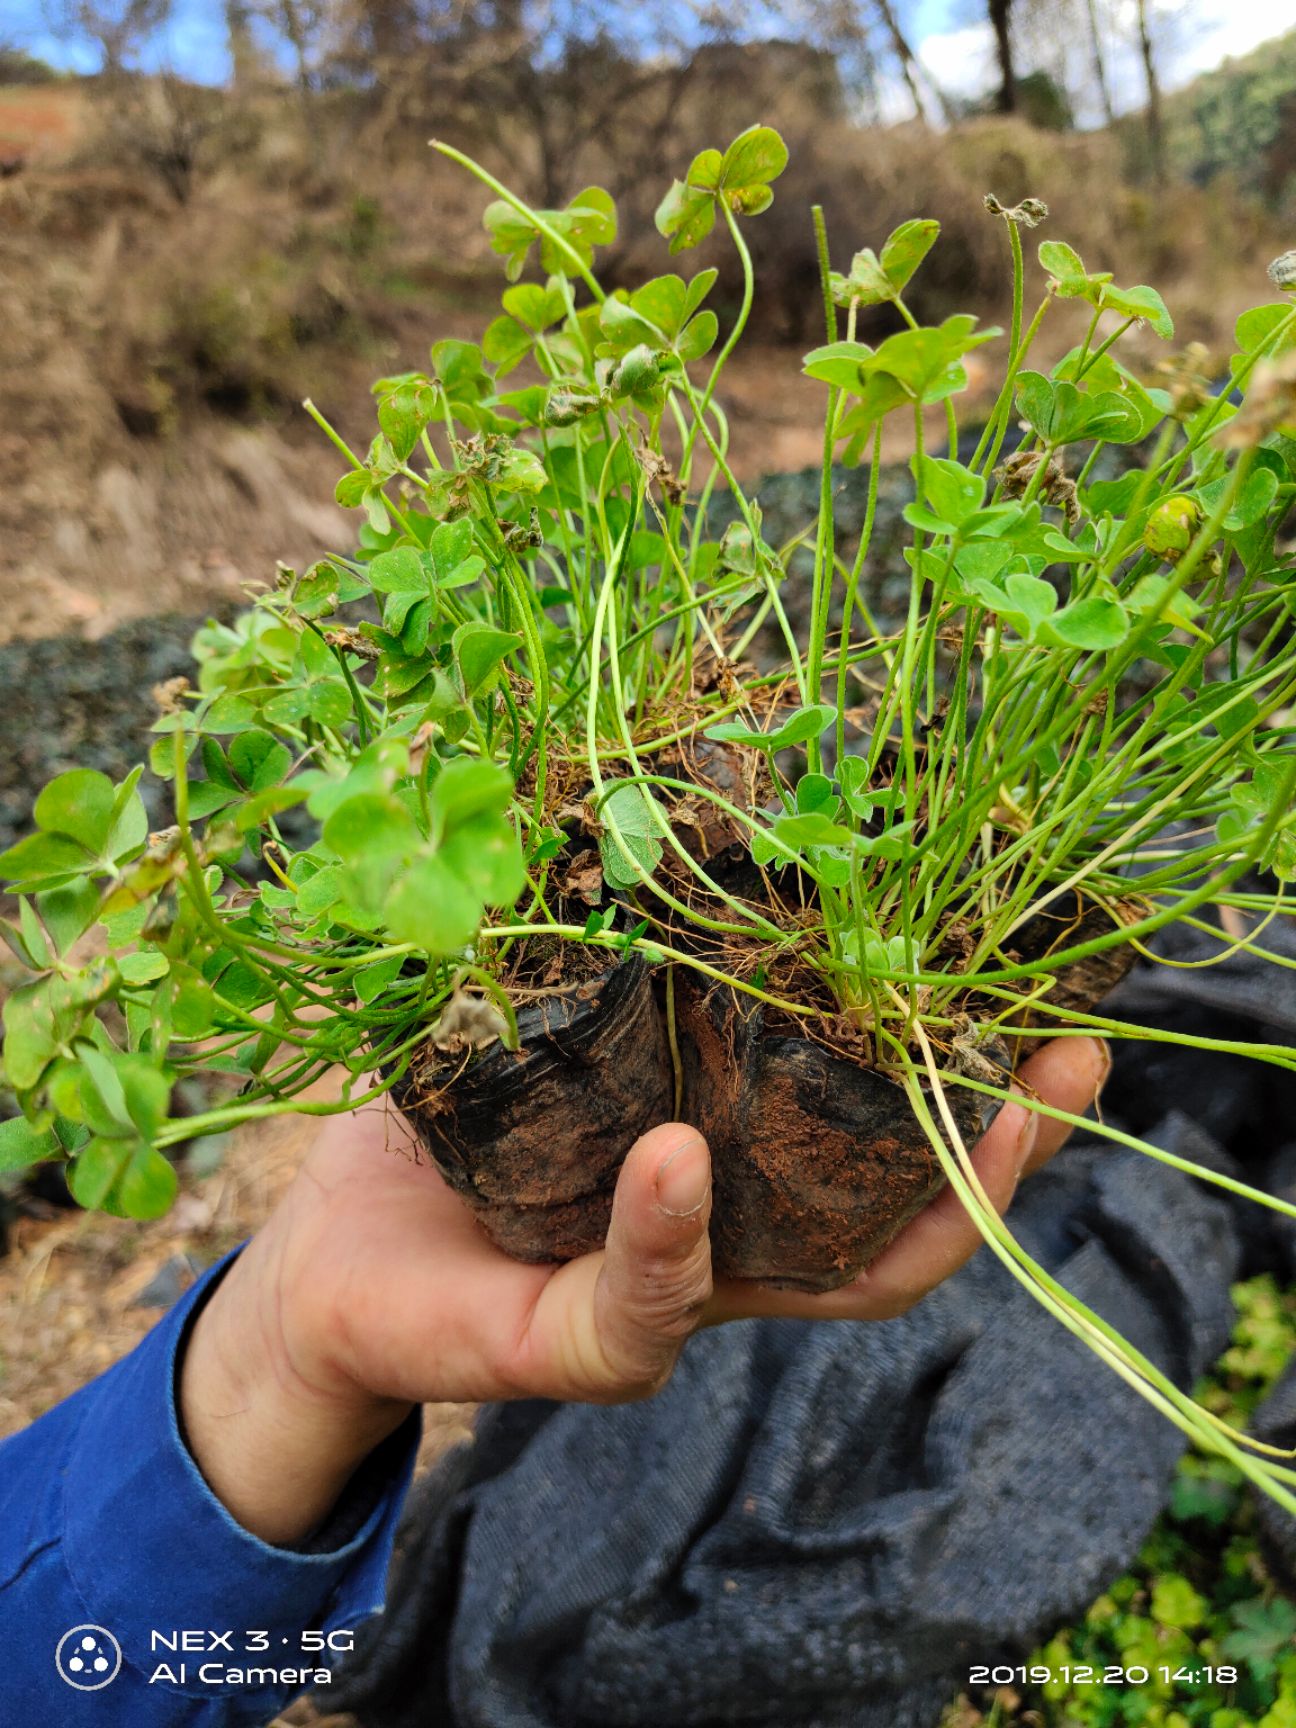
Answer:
[332,917,1296,1728]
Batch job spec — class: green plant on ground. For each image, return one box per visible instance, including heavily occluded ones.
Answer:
[945,1278,1296,1728]
[2,128,1295,1502]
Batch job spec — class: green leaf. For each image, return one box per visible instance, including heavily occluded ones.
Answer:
[1234,302,1296,362]
[1053,347,1166,441]
[68,1137,130,1210]
[630,275,688,335]
[429,758,513,833]
[106,768,148,861]
[771,811,857,850]
[324,791,420,904]
[879,218,939,292]
[501,281,565,331]
[117,1058,171,1140]
[335,469,368,508]
[838,756,898,821]
[118,1144,178,1220]
[295,863,348,920]
[675,310,718,362]
[34,768,116,852]
[440,823,525,907]
[1221,1598,1296,1675]
[77,1041,133,1133]
[1198,466,1281,531]
[0,831,93,888]
[483,314,532,374]
[655,127,786,252]
[429,519,486,589]
[1038,239,1087,284]
[868,316,999,400]
[230,731,292,793]
[682,268,718,322]
[453,622,522,697]
[383,851,487,953]
[0,1115,58,1173]
[705,703,837,752]
[795,773,838,817]
[1101,282,1173,340]
[916,455,985,529]
[494,447,547,495]
[803,341,873,390]
[170,966,216,1039]
[719,126,788,204]
[1004,571,1058,632]
[355,954,406,1005]
[377,382,436,462]
[118,950,169,985]
[368,546,428,594]
[829,250,892,309]
[1042,595,1129,651]
[598,781,664,889]
[1149,1573,1206,1632]
[655,178,716,254]
[1016,372,1144,445]
[1085,472,1145,516]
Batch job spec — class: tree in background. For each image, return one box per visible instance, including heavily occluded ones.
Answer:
[1136,0,1166,181]
[223,0,265,89]
[868,0,951,122]
[988,0,1016,111]
[254,0,332,95]
[1083,0,1115,124]
[52,0,173,73]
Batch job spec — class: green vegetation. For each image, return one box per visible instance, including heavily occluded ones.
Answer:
[2,127,1295,1503]
[1161,30,1296,210]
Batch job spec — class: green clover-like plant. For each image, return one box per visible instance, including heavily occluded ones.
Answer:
[655,125,788,253]
[4,127,1296,1527]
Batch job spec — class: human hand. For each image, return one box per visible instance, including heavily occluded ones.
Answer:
[180,1036,1107,1543]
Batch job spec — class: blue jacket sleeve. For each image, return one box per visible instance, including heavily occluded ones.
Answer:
[0,1248,420,1726]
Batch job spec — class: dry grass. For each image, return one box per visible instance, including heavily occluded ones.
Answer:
[0,81,1287,643]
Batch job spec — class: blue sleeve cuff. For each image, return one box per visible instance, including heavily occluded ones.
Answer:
[55,1246,419,1701]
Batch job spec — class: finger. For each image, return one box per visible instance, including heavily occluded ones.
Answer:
[514,1124,713,1402]
[1015,1036,1111,1173]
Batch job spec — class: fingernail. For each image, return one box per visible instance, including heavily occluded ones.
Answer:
[656,1135,709,1217]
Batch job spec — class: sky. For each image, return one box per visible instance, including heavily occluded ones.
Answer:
[913,0,1296,118]
[9,0,1296,107]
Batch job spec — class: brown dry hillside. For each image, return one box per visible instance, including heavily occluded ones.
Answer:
[0,74,1288,643]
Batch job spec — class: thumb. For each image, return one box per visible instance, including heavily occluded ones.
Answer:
[523,1123,713,1403]
[592,1124,714,1398]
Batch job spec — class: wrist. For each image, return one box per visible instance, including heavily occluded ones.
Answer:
[180,1234,411,1545]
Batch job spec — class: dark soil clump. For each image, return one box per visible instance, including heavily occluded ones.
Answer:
[392,956,672,1262]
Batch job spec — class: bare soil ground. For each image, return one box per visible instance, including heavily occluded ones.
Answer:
[0,83,86,162]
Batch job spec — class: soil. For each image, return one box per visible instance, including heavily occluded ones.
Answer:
[392,954,673,1261]
[675,974,1003,1290]
[393,729,1142,1290]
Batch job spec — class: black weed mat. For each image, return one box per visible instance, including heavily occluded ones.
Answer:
[0,612,232,853]
[327,919,1296,1728]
